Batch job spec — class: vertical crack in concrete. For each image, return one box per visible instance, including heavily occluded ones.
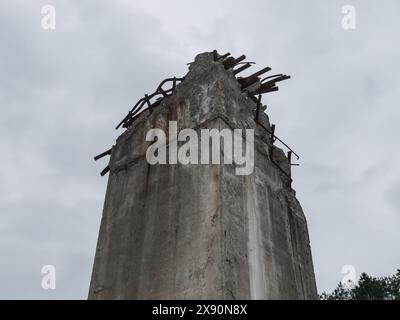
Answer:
[246,174,266,299]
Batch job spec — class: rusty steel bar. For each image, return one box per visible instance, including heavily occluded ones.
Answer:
[156,77,184,91]
[261,75,291,87]
[222,56,235,68]
[256,121,300,160]
[224,55,246,69]
[254,75,290,95]
[287,151,292,179]
[270,124,276,145]
[157,86,169,97]
[261,74,283,82]
[151,97,163,109]
[257,82,275,91]
[123,112,143,128]
[161,88,174,95]
[239,67,272,89]
[94,148,112,161]
[132,97,149,116]
[256,86,279,95]
[288,150,300,166]
[249,66,272,79]
[115,97,145,130]
[255,95,262,122]
[240,66,272,83]
[217,52,230,60]
[116,77,185,130]
[241,76,261,90]
[213,50,218,61]
[233,63,252,75]
[145,94,152,113]
[100,165,110,176]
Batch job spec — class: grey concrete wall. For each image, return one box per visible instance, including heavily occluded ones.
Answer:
[89,52,318,299]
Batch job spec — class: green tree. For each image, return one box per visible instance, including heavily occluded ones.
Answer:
[320,269,400,300]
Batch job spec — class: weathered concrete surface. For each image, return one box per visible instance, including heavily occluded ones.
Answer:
[89,52,318,299]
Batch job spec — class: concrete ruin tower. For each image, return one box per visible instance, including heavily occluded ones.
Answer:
[89,51,318,299]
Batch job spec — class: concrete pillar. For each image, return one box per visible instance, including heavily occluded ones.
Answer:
[89,52,318,299]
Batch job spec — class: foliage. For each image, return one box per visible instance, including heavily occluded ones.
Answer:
[320,269,400,300]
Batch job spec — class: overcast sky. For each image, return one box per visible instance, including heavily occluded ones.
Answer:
[0,0,399,299]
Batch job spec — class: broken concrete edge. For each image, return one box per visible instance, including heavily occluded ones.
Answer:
[99,51,296,187]
[108,114,292,190]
